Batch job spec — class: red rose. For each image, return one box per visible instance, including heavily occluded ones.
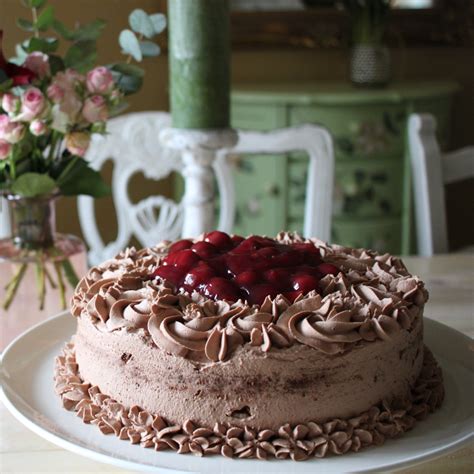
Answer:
[0,31,36,86]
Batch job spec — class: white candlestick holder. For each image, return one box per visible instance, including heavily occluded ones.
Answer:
[159,128,238,238]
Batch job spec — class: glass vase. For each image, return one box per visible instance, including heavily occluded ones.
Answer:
[0,194,87,350]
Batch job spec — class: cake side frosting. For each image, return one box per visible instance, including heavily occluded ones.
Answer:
[55,344,444,461]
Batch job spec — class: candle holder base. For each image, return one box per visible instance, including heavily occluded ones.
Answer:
[160,128,238,238]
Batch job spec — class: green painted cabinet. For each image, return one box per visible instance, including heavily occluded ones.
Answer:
[231,81,457,254]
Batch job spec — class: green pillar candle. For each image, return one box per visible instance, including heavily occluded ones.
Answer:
[169,0,230,129]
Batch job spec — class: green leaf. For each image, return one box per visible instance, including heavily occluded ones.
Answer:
[0,71,10,87]
[119,29,142,61]
[129,9,155,39]
[26,37,58,54]
[53,18,106,42]
[64,40,97,72]
[31,0,47,7]
[36,5,55,31]
[109,62,144,95]
[48,54,65,75]
[149,13,167,35]
[21,0,46,8]
[140,41,160,57]
[17,18,34,32]
[11,173,57,198]
[58,158,110,198]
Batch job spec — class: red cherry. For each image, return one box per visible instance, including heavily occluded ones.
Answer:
[271,250,302,268]
[203,277,240,302]
[164,249,200,269]
[231,235,245,247]
[292,242,320,256]
[168,239,193,254]
[317,263,339,276]
[183,263,216,291]
[246,283,279,305]
[191,241,218,259]
[153,266,185,286]
[264,268,291,289]
[255,247,280,259]
[204,231,233,250]
[235,270,260,287]
[292,274,320,293]
[225,254,253,275]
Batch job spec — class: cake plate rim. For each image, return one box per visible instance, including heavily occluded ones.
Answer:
[1,311,473,474]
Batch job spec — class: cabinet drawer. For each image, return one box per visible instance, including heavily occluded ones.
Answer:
[231,103,287,131]
[290,104,406,161]
[332,217,402,254]
[286,154,403,220]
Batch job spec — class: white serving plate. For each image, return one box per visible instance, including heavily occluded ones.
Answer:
[1,312,473,473]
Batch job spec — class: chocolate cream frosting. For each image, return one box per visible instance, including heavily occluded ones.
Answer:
[56,232,444,460]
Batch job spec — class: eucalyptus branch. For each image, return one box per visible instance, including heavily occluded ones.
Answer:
[31,7,40,38]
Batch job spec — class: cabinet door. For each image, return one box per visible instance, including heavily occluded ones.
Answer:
[231,103,288,236]
[334,158,403,218]
[230,154,288,237]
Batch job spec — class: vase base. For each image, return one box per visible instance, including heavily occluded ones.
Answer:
[0,233,85,263]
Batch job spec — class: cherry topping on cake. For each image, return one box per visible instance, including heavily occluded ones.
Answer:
[153,232,340,305]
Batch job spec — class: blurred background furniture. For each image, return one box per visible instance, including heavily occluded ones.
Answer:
[216,123,334,242]
[231,80,458,254]
[408,113,474,256]
[80,112,334,265]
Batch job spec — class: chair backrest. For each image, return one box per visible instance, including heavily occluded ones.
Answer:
[78,111,184,265]
[408,113,474,256]
[215,124,334,242]
[79,113,335,265]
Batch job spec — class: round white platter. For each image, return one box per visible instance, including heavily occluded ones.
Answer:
[1,312,473,473]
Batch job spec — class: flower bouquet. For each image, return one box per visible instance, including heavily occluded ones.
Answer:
[0,0,166,311]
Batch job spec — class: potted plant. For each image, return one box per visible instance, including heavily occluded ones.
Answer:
[342,0,391,87]
[0,0,165,318]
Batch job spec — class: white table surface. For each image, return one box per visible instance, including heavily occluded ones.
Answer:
[1,254,473,472]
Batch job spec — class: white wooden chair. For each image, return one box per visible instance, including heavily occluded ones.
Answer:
[407,113,474,256]
[215,124,334,242]
[79,112,334,265]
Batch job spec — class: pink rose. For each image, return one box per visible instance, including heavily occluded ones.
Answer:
[50,69,84,124]
[24,52,50,79]
[2,93,20,114]
[65,131,90,157]
[0,114,11,136]
[0,139,11,159]
[82,95,108,123]
[0,114,24,143]
[29,119,47,137]
[86,66,114,94]
[17,87,46,122]
[47,83,65,103]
